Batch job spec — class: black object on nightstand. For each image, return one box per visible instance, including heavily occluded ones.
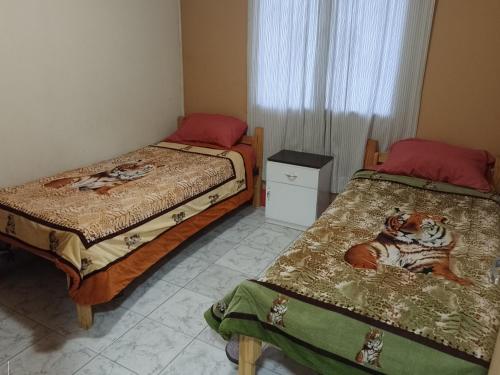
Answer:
[268,149,333,169]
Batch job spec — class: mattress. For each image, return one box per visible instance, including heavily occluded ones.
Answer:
[206,170,500,374]
[0,142,248,280]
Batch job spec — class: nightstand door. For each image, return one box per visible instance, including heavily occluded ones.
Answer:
[265,181,318,227]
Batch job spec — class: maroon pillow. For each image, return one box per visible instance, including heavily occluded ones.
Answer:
[167,113,248,149]
[377,138,495,192]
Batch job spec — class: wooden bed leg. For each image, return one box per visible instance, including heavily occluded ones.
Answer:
[239,335,262,375]
[67,275,93,329]
[76,304,93,330]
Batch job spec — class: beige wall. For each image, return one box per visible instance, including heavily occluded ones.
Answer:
[181,0,247,120]
[180,0,500,155]
[417,0,500,156]
[0,0,183,187]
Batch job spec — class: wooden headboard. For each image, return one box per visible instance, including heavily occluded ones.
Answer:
[177,116,264,207]
[364,139,500,193]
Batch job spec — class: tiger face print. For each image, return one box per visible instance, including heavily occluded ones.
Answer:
[344,209,471,285]
[49,231,59,253]
[267,295,288,328]
[356,328,383,367]
[5,214,15,235]
[124,234,141,250]
[44,160,157,195]
[172,212,185,225]
[383,209,452,248]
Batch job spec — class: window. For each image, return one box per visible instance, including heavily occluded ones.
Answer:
[254,0,409,116]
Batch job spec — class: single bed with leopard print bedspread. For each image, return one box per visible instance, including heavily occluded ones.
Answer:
[205,170,500,375]
[0,142,247,278]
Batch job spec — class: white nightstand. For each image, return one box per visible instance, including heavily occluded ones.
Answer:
[265,150,333,230]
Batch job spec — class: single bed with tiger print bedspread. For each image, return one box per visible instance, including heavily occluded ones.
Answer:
[205,170,500,375]
[0,142,247,278]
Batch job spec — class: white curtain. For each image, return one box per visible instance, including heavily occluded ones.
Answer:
[248,0,435,192]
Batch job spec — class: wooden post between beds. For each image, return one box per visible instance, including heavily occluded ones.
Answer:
[364,139,388,169]
[251,127,264,208]
[239,335,262,375]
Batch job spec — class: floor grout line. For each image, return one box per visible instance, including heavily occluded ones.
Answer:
[70,350,100,375]
[143,286,189,322]
[154,335,197,375]
[95,311,148,355]
[99,352,142,375]
[93,354,141,375]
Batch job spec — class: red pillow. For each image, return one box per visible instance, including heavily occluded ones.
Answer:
[167,113,248,149]
[377,138,495,192]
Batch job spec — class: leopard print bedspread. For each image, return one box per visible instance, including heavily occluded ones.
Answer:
[262,175,500,361]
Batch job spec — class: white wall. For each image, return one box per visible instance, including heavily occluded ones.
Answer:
[0,0,183,187]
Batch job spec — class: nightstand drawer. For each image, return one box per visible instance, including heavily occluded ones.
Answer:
[267,161,319,189]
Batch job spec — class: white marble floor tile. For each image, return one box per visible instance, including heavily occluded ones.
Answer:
[242,224,302,254]
[74,355,138,375]
[182,234,238,264]
[102,318,192,375]
[0,307,51,366]
[237,207,266,226]
[265,223,303,236]
[158,339,283,375]
[184,264,250,300]
[113,278,180,316]
[196,326,227,351]
[257,369,283,375]
[159,339,237,375]
[155,255,211,287]
[148,289,213,337]
[258,346,316,375]
[215,244,277,277]
[2,332,95,375]
[213,220,260,243]
[10,287,78,334]
[64,307,144,353]
[9,283,143,354]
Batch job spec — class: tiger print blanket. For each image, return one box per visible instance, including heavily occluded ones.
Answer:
[0,142,247,277]
[206,171,500,375]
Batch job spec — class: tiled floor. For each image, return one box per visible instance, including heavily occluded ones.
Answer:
[0,205,316,375]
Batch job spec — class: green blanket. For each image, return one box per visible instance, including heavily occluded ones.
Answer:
[205,171,500,374]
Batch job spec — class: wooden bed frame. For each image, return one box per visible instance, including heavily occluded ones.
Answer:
[0,117,263,330]
[238,138,500,375]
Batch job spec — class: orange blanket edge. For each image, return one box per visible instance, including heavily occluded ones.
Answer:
[69,188,253,305]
